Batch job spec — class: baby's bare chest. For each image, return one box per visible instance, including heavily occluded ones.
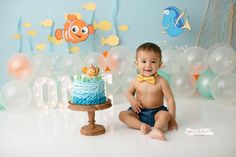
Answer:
[136,82,162,95]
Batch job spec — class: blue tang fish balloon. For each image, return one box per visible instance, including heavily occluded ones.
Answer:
[162,6,191,37]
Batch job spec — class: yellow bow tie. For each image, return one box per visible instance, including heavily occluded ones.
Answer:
[137,74,157,84]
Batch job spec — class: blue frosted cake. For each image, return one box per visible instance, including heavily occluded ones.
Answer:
[71,65,106,105]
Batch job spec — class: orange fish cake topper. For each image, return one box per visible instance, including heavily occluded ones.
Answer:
[82,64,100,77]
[55,15,95,44]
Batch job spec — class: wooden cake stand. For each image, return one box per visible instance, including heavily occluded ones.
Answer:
[68,99,112,136]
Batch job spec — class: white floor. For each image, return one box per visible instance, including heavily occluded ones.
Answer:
[0,94,236,157]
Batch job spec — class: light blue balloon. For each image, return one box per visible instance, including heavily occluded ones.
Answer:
[158,70,171,83]
[0,104,4,110]
[0,93,5,111]
[197,68,215,98]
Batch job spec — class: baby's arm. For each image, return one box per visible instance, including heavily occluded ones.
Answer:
[161,77,178,130]
[126,79,143,113]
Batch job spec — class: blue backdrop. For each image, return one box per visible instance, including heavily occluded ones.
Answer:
[0,0,207,87]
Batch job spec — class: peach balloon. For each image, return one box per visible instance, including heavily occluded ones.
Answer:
[7,54,32,80]
[102,51,111,72]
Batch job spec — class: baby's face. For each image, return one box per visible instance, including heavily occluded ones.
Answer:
[136,50,162,77]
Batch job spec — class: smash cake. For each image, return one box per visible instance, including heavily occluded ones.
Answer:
[70,65,107,105]
[69,64,111,136]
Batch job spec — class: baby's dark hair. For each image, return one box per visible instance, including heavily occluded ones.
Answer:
[136,42,162,59]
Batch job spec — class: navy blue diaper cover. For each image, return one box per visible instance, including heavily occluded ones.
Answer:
[128,105,168,126]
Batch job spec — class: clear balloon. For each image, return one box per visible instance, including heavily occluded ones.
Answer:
[107,46,134,75]
[50,53,64,71]
[120,71,137,92]
[197,68,215,98]
[7,54,33,80]
[32,53,53,76]
[105,74,121,95]
[84,52,106,71]
[178,45,189,53]
[233,67,236,74]
[182,46,209,74]
[208,43,232,53]
[59,54,84,76]
[162,49,182,73]
[1,80,32,111]
[209,46,236,74]
[170,71,197,97]
[211,73,236,104]
[157,40,170,50]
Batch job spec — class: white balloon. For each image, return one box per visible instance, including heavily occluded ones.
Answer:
[84,52,106,71]
[105,74,121,95]
[107,46,134,75]
[233,66,236,74]
[1,80,32,111]
[182,46,209,74]
[162,49,182,73]
[49,53,64,71]
[208,43,232,53]
[59,54,84,76]
[32,53,53,76]
[209,46,236,74]
[211,73,236,104]
[170,71,196,97]
[120,71,137,93]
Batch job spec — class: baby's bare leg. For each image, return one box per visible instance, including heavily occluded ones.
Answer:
[150,111,171,140]
[119,110,151,134]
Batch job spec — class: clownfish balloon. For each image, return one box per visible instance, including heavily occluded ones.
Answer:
[55,15,95,44]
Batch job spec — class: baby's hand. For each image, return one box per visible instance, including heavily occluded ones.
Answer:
[168,116,178,131]
[131,100,143,113]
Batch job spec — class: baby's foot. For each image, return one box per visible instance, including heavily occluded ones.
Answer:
[140,123,151,134]
[149,129,165,140]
